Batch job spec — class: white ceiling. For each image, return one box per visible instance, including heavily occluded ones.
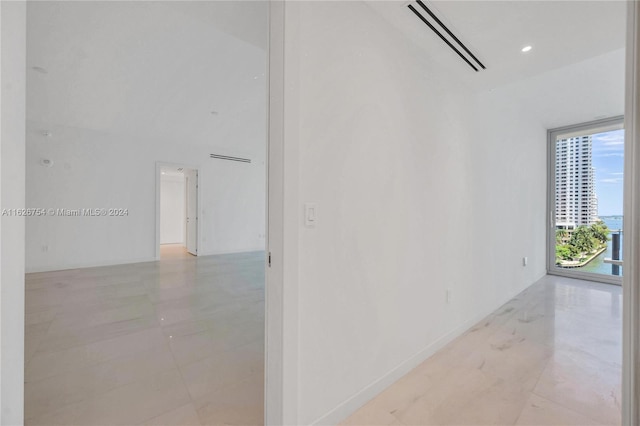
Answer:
[368,0,626,128]
[28,0,626,141]
[27,1,268,154]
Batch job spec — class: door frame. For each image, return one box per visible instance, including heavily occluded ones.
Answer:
[624,1,640,424]
[546,116,624,286]
[265,1,300,424]
[154,162,201,260]
[184,168,198,256]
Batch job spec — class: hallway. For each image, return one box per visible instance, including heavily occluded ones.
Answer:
[342,276,621,426]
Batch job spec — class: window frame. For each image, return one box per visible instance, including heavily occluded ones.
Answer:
[547,115,625,286]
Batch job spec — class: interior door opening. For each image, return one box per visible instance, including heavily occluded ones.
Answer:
[157,164,198,260]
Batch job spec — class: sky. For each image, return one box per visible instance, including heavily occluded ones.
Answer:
[591,129,624,216]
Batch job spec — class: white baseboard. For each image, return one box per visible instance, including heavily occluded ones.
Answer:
[25,248,267,273]
[311,283,538,426]
[25,256,158,274]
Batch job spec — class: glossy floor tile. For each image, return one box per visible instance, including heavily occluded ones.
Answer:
[342,275,621,426]
[24,251,265,426]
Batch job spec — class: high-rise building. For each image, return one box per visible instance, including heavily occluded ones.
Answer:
[555,135,598,228]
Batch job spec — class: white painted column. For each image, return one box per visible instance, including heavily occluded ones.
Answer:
[0,1,26,424]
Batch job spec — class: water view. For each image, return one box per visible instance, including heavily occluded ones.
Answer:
[578,215,623,276]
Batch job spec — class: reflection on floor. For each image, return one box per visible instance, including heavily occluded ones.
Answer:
[24,251,265,426]
[342,275,621,426]
[161,243,194,260]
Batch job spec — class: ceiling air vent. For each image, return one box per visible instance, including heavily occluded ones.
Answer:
[407,0,486,72]
[210,153,251,164]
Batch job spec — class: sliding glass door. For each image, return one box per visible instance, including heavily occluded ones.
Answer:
[548,117,624,285]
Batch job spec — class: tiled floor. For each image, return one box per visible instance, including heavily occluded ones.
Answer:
[342,275,622,426]
[24,251,265,426]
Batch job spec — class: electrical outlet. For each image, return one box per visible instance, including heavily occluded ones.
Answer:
[42,245,48,252]
[523,256,528,266]
[446,288,452,304]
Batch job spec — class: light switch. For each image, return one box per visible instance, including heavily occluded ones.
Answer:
[304,203,317,228]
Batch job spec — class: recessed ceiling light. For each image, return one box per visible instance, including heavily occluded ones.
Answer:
[521,45,533,53]
[31,66,48,74]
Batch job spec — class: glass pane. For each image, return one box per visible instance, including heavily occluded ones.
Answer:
[554,129,624,277]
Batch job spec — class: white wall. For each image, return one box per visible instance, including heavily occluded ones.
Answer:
[0,1,26,424]
[25,125,266,272]
[280,2,548,424]
[160,174,185,245]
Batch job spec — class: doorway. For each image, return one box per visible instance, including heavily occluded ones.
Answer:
[548,116,624,285]
[4,0,274,425]
[157,163,199,260]
[158,166,199,259]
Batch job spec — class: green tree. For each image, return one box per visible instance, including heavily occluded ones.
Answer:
[589,220,610,245]
[556,244,574,261]
[556,229,569,244]
[569,225,597,253]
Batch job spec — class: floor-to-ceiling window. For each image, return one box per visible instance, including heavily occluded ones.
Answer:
[548,117,624,285]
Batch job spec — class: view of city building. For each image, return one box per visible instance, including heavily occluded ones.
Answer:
[555,135,599,229]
